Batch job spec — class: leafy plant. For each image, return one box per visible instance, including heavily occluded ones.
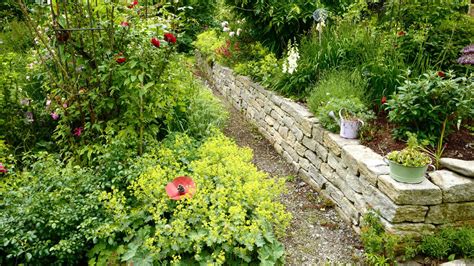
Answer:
[386,133,431,167]
[194,29,226,62]
[316,97,374,133]
[93,133,291,265]
[385,71,474,141]
[361,212,399,265]
[308,68,366,111]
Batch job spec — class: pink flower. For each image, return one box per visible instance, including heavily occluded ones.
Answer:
[165,176,196,200]
[120,21,130,27]
[73,127,83,137]
[381,96,387,104]
[151,37,160,48]
[0,163,7,173]
[51,112,59,120]
[164,33,177,44]
[63,102,68,108]
[128,0,138,8]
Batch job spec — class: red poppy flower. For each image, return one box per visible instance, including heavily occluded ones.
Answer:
[151,37,160,48]
[437,71,445,78]
[120,21,129,27]
[0,163,7,173]
[397,31,406,36]
[381,96,387,104]
[165,176,196,200]
[164,33,177,44]
[116,57,127,64]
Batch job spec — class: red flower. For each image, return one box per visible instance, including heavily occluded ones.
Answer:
[127,1,138,8]
[116,57,127,64]
[151,37,160,48]
[397,31,406,36]
[0,163,7,173]
[164,33,177,44]
[381,96,387,104]
[73,127,83,137]
[165,176,196,200]
[437,71,445,78]
[120,21,129,27]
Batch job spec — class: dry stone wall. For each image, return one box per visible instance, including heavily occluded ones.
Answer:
[197,54,474,235]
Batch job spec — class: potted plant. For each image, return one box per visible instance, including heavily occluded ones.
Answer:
[384,134,435,184]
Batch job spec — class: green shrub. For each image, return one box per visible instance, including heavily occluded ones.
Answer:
[307,69,366,111]
[194,30,226,61]
[0,153,108,264]
[91,133,291,265]
[316,97,374,133]
[386,71,474,141]
[224,0,318,54]
[361,212,399,265]
[420,235,451,260]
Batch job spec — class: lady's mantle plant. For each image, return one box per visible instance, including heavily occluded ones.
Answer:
[387,133,431,167]
[93,133,291,265]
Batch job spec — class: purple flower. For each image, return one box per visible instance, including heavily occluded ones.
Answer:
[461,44,474,55]
[457,54,474,65]
[73,127,83,137]
[63,102,68,108]
[51,112,59,120]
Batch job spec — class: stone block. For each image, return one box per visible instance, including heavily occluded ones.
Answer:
[320,163,334,181]
[281,142,299,163]
[365,186,429,223]
[440,158,474,178]
[426,202,474,224]
[294,141,307,157]
[430,170,474,202]
[339,197,360,225]
[264,115,276,127]
[273,142,283,155]
[380,217,436,237]
[298,168,322,191]
[299,117,317,137]
[281,100,313,121]
[270,109,283,121]
[378,175,442,205]
[302,136,317,150]
[291,126,304,142]
[323,133,359,157]
[308,165,326,189]
[312,125,325,144]
[346,174,364,194]
[315,142,329,162]
[278,126,289,140]
[270,93,284,107]
[299,157,311,171]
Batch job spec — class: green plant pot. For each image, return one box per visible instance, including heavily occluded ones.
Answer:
[386,159,430,184]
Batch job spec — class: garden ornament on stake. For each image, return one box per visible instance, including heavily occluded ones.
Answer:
[312,8,328,45]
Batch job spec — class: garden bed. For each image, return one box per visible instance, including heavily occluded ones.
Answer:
[197,54,474,237]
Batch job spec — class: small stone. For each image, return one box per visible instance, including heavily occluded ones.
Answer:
[430,170,474,202]
[315,142,329,162]
[294,141,307,156]
[378,175,442,205]
[302,136,317,150]
[440,259,474,266]
[312,125,325,144]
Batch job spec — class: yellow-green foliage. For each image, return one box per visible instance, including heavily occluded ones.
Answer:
[97,133,291,265]
[193,30,226,60]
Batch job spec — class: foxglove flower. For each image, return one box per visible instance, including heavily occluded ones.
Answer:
[165,176,196,200]
[229,31,235,37]
[151,37,160,48]
[236,28,242,36]
[51,112,59,120]
[283,40,300,74]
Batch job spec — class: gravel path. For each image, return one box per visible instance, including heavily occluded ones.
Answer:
[206,84,365,265]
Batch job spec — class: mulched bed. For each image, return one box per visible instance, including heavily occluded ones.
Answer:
[361,115,474,161]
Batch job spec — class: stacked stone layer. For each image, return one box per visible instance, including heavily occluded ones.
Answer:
[197,54,474,235]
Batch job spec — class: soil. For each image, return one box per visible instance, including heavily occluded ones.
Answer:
[362,115,474,161]
[203,81,364,265]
